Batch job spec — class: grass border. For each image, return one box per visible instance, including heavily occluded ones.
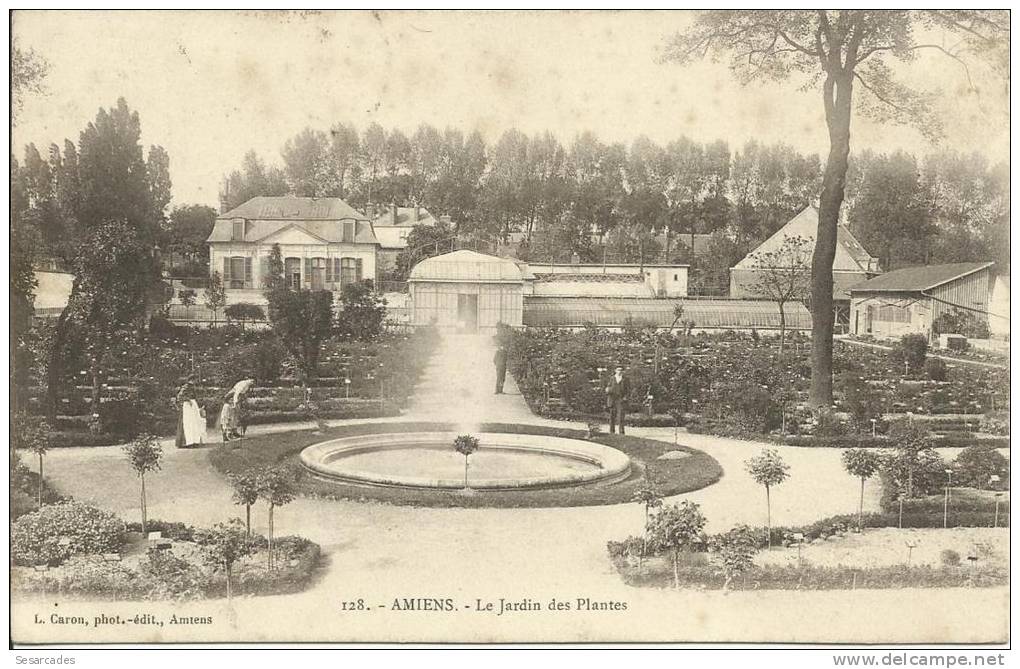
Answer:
[208,422,723,509]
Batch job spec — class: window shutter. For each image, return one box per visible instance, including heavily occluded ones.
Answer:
[325,257,333,284]
[259,257,269,288]
[244,257,253,286]
[355,258,363,283]
[304,257,312,286]
[223,257,231,283]
[334,258,341,283]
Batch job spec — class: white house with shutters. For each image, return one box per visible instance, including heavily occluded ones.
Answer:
[206,196,379,306]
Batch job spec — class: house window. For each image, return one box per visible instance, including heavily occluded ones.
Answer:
[876,305,911,323]
[342,221,356,243]
[310,257,326,291]
[232,219,244,241]
[285,257,301,290]
[340,257,361,286]
[223,256,250,289]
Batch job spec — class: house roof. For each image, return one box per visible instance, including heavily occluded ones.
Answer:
[218,196,368,222]
[672,233,714,259]
[370,205,437,228]
[408,250,524,283]
[208,197,377,244]
[849,262,995,294]
[732,205,879,272]
[522,297,812,330]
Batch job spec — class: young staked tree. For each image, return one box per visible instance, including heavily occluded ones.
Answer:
[123,433,163,536]
[453,435,480,489]
[201,518,257,602]
[204,271,227,324]
[229,471,261,536]
[257,467,296,570]
[709,524,760,591]
[841,447,882,530]
[663,10,1009,407]
[884,419,934,498]
[743,234,811,355]
[745,448,790,548]
[632,487,663,567]
[17,414,52,509]
[646,500,707,589]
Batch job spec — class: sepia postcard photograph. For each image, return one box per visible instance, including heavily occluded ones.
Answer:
[7,8,1012,648]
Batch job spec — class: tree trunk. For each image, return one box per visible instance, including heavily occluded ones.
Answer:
[858,477,865,530]
[778,301,787,355]
[672,549,680,590]
[90,354,103,411]
[463,456,470,488]
[226,564,232,602]
[140,473,147,536]
[37,452,44,509]
[810,71,854,408]
[765,485,772,549]
[245,504,251,537]
[268,504,274,570]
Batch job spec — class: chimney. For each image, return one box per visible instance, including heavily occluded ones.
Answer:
[390,203,398,226]
[365,202,375,220]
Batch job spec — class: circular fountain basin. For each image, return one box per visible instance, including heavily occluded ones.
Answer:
[300,432,632,490]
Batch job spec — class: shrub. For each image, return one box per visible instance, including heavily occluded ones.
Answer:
[12,502,126,566]
[893,334,928,374]
[99,397,142,438]
[141,547,206,600]
[940,549,961,567]
[925,358,948,382]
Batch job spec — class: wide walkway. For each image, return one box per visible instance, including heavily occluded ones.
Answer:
[13,332,1008,644]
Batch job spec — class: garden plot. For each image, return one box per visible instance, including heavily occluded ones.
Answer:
[756,527,1007,570]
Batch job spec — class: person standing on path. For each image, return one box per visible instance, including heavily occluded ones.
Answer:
[493,344,508,394]
[606,365,630,435]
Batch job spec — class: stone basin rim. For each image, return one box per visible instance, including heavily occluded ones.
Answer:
[299,431,632,490]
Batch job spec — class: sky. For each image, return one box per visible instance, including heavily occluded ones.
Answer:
[12,10,1010,208]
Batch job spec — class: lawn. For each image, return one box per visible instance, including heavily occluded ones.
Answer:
[208,422,724,508]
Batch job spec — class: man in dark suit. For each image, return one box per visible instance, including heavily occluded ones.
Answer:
[494,344,508,394]
[606,366,630,434]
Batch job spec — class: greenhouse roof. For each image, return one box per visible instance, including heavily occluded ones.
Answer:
[522,297,812,330]
[408,250,525,283]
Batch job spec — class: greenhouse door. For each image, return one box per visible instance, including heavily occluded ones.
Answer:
[457,294,478,333]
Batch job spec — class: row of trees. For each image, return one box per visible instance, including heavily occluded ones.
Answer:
[217,121,1008,273]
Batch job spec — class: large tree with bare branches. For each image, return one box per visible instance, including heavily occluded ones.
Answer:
[662,10,1008,406]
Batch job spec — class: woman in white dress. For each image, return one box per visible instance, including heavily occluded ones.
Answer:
[175,379,205,448]
[220,378,254,441]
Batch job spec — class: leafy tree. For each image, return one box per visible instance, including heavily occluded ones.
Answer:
[224,302,266,332]
[839,373,883,433]
[453,435,480,488]
[335,281,387,340]
[893,333,928,375]
[220,150,289,211]
[204,271,227,324]
[952,445,1008,490]
[123,433,163,535]
[394,220,455,281]
[266,288,333,385]
[15,414,52,509]
[745,448,790,548]
[646,501,707,589]
[167,204,217,274]
[742,234,811,354]
[842,448,882,530]
[709,524,760,591]
[281,127,328,196]
[257,467,296,570]
[11,40,48,122]
[664,9,1009,407]
[179,289,197,318]
[883,419,936,497]
[632,487,662,565]
[200,518,257,601]
[229,471,261,536]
